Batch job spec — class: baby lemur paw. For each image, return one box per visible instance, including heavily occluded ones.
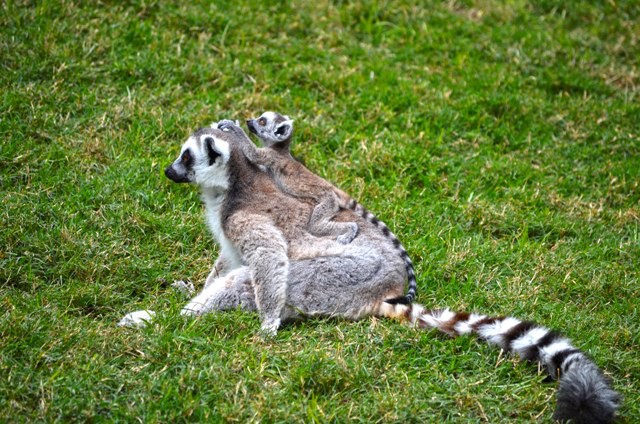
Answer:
[216,119,241,132]
[336,222,359,244]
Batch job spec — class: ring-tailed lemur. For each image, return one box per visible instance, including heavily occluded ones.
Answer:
[238,111,417,305]
[164,125,407,335]
[156,123,619,422]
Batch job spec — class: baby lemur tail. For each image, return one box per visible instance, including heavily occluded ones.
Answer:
[379,302,620,424]
[346,198,417,304]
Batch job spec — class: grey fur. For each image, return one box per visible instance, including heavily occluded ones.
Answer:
[182,267,256,316]
[244,111,417,304]
[554,361,620,424]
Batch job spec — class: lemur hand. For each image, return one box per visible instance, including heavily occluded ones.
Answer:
[215,119,240,132]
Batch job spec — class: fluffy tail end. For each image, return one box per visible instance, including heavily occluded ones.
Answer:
[380,305,620,423]
[553,361,620,424]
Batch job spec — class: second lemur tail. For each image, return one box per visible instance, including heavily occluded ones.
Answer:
[346,198,417,304]
[380,303,620,423]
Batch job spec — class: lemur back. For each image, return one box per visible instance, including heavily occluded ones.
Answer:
[245,111,417,304]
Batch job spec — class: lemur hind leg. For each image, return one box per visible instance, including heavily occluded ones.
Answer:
[181,267,256,317]
[308,191,359,244]
[181,245,405,325]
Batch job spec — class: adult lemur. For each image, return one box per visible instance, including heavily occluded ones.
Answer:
[241,111,417,305]
[164,124,408,335]
[154,122,620,423]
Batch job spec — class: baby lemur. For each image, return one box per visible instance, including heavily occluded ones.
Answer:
[240,111,417,304]
[241,112,358,245]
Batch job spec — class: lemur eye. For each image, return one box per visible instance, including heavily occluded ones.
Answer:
[258,118,267,126]
[181,150,192,164]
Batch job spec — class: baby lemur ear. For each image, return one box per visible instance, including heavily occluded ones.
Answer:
[203,136,221,165]
[274,120,294,140]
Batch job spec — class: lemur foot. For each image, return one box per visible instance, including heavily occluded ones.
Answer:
[336,222,359,244]
[171,280,195,297]
[118,310,155,328]
[180,300,209,317]
[240,290,257,310]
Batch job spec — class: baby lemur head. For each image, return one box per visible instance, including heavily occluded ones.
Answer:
[246,111,294,149]
[164,127,234,190]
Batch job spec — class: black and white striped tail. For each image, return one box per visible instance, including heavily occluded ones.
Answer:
[414,307,620,423]
[346,199,417,304]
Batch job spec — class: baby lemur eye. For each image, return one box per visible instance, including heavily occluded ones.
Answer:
[258,118,267,126]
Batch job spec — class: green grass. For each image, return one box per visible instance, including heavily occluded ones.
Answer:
[1,0,639,421]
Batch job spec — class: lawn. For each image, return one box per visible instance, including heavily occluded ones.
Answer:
[1,0,639,422]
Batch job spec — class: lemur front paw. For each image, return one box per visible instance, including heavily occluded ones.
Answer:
[180,300,209,317]
[260,318,281,338]
[337,222,359,244]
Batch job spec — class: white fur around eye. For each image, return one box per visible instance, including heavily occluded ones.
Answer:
[182,137,197,155]
[262,111,278,122]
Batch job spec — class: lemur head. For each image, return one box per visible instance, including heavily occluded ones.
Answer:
[246,111,294,148]
[164,127,232,190]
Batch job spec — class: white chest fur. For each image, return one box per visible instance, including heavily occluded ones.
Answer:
[201,189,243,269]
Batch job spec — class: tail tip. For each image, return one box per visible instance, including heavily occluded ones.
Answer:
[553,365,620,424]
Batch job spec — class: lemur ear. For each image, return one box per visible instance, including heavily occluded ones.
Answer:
[203,136,221,165]
[274,120,294,140]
